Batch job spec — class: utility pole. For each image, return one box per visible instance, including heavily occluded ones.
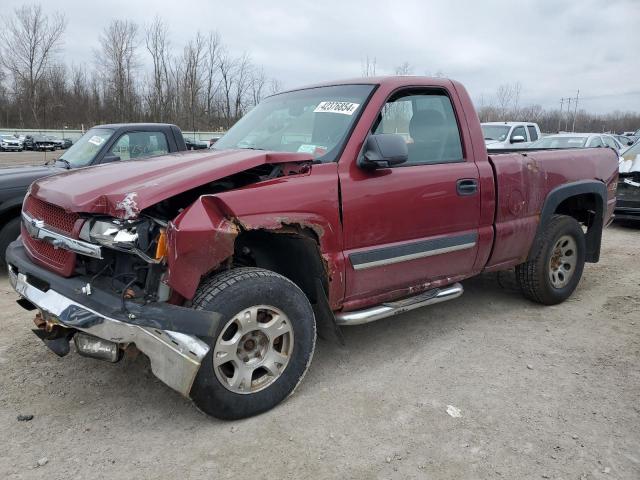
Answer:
[558,98,564,132]
[565,98,572,132]
[571,89,580,132]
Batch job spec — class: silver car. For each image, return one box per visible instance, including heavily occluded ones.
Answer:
[0,135,23,152]
[529,133,625,153]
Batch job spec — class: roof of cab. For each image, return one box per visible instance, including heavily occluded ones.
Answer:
[93,123,178,130]
[482,121,540,127]
[276,76,457,95]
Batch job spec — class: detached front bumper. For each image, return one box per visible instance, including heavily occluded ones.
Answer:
[6,240,218,397]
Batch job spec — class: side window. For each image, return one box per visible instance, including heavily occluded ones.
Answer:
[602,136,618,149]
[510,126,527,142]
[373,90,463,165]
[587,136,603,148]
[110,131,169,161]
[527,125,538,141]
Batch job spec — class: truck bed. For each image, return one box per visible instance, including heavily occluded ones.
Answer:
[484,147,619,271]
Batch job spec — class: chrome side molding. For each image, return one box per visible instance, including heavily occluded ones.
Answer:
[335,283,463,326]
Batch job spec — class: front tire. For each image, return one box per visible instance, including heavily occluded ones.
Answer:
[190,267,316,420]
[516,214,586,305]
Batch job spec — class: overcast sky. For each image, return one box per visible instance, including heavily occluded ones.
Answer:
[5,0,640,113]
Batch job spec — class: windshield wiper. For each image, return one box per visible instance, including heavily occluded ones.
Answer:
[56,158,72,169]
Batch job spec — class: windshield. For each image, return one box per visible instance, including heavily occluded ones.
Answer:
[529,136,588,148]
[1,135,14,141]
[481,125,511,141]
[59,128,114,167]
[214,84,375,161]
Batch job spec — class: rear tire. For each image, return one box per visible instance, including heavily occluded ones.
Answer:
[0,217,21,265]
[516,215,586,305]
[189,267,316,420]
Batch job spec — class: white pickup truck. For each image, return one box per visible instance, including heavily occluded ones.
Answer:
[481,121,542,149]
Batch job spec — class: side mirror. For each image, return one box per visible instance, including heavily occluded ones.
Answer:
[102,154,121,163]
[511,135,526,144]
[358,134,408,169]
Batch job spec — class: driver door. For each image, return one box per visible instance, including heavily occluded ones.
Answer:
[338,88,481,305]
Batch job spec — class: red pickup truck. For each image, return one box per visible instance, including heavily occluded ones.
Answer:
[7,77,618,419]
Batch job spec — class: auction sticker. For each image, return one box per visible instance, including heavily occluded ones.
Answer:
[88,136,105,146]
[314,101,360,115]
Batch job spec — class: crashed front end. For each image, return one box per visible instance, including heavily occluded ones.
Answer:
[616,156,640,222]
[7,193,220,397]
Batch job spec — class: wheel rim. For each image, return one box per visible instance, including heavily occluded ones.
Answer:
[548,234,577,289]
[213,305,294,394]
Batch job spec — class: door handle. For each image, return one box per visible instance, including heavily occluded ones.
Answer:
[456,179,478,196]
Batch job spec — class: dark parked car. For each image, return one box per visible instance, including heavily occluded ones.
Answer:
[46,136,66,150]
[24,135,56,151]
[0,123,187,262]
[616,141,640,224]
[184,136,209,150]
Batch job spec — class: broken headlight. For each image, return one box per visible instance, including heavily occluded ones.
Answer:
[79,217,167,263]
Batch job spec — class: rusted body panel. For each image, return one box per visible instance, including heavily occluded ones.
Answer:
[484,148,618,271]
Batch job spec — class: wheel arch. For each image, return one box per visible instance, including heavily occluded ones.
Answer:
[233,226,341,341]
[529,180,607,263]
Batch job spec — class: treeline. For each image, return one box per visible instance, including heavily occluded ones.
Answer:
[477,82,640,134]
[0,5,281,131]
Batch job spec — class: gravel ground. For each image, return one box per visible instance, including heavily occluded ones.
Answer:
[0,224,638,479]
[0,150,62,167]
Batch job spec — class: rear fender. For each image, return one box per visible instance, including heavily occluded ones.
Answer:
[529,180,607,263]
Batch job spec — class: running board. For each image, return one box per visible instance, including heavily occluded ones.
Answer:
[334,283,463,326]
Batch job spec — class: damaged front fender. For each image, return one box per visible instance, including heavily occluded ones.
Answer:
[166,196,239,299]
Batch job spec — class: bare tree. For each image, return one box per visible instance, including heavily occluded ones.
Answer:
[203,31,221,123]
[145,16,171,121]
[233,53,252,119]
[0,4,66,126]
[495,83,515,120]
[269,78,283,95]
[250,66,267,106]
[395,61,413,76]
[97,19,140,122]
[180,32,205,133]
[361,55,377,77]
[217,49,237,128]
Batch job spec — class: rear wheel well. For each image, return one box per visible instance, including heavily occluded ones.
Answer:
[551,192,604,263]
[554,193,597,227]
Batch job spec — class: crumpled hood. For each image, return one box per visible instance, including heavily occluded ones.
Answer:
[30,149,313,218]
[484,139,506,147]
[0,165,60,190]
[619,152,640,174]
